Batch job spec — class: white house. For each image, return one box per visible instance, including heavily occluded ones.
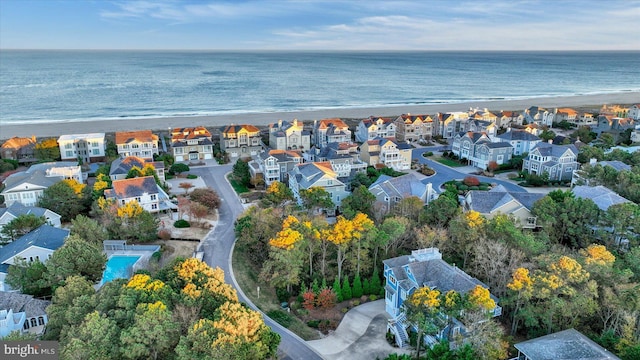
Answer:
[629,104,640,120]
[58,133,106,164]
[0,203,62,239]
[0,225,69,292]
[115,130,159,160]
[0,292,51,338]
[105,176,167,213]
[356,116,396,143]
[255,149,303,186]
[1,162,83,207]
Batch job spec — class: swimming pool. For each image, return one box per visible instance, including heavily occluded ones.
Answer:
[100,255,141,284]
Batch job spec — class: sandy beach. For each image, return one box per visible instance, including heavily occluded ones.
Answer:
[1,92,638,139]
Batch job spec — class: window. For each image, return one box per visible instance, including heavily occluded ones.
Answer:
[66,151,74,157]
[23,322,30,330]
[389,275,396,285]
[92,149,100,155]
[38,317,45,326]
[31,318,37,327]
[151,204,157,210]
[64,143,72,149]
[386,291,393,302]
[132,144,139,149]
[135,197,141,202]
[150,194,157,200]
[566,167,573,172]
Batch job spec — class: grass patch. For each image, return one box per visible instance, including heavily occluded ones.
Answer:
[436,157,465,167]
[232,246,320,340]
[227,175,249,194]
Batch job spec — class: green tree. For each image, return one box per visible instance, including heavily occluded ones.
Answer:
[70,215,108,246]
[300,187,334,214]
[5,258,50,297]
[34,138,61,161]
[571,126,596,144]
[340,185,376,220]
[350,172,374,189]
[232,159,250,186]
[352,274,363,298]
[598,133,616,149]
[39,180,90,221]
[421,193,459,229]
[170,162,190,175]
[332,276,343,302]
[0,213,46,241]
[120,302,180,360]
[539,128,556,142]
[62,311,121,360]
[341,276,352,300]
[45,235,107,289]
[577,145,605,164]
[44,275,96,340]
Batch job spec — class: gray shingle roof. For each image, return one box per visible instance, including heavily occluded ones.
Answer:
[597,161,631,172]
[369,173,427,200]
[531,142,578,157]
[514,328,620,360]
[0,203,53,219]
[497,130,540,141]
[0,292,51,319]
[109,157,164,177]
[572,185,631,211]
[0,225,69,269]
[466,190,543,214]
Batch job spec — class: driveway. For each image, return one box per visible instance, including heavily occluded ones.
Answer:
[308,300,411,360]
[190,164,323,360]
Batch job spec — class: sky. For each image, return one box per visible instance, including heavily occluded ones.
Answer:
[1,0,639,50]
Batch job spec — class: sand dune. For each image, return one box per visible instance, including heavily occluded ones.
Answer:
[1,92,638,139]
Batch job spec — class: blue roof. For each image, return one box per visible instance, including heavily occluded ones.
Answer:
[0,225,69,271]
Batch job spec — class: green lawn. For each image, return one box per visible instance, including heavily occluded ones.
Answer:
[232,246,320,340]
[227,175,249,194]
[436,158,465,167]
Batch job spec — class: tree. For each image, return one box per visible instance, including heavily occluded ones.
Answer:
[5,258,50,297]
[45,234,107,289]
[120,302,180,360]
[34,138,60,161]
[62,311,121,360]
[340,185,376,219]
[261,216,305,292]
[0,213,46,241]
[341,276,352,300]
[421,193,459,229]
[539,128,556,142]
[44,275,96,340]
[262,181,294,209]
[179,182,194,195]
[189,203,209,226]
[404,287,442,360]
[577,145,605,164]
[232,159,250,186]
[317,288,337,309]
[70,215,108,246]
[391,196,424,224]
[126,165,144,179]
[599,133,616,149]
[170,163,190,175]
[333,276,343,302]
[300,187,334,214]
[372,216,408,265]
[190,187,221,210]
[571,126,596,144]
[448,211,485,268]
[39,180,90,221]
[352,274,363,298]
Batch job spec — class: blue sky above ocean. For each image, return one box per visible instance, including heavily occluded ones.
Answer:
[1,0,639,50]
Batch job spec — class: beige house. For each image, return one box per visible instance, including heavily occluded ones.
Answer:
[394,114,434,142]
[360,137,412,171]
[170,127,213,161]
[269,119,311,151]
[463,186,544,228]
[312,118,351,148]
[220,124,262,159]
[1,136,37,163]
[115,130,159,160]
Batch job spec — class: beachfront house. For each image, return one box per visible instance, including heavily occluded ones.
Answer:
[109,156,165,182]
[0,292,51,338]
[496,110,524,127]
[553,107,579,124]
[360,137,412,171]
[394,114,434,142]
[523,106,554,127]
[629,104,640,120]
[1,136,37,164]
[384,248,501,348]
[115,130,159,161]
[268,119,311,151]
[466,119,497,137]
[368,173,435,216]
[219,124,263,159]
[463,185,544,228]
[0,203,62,240]
[105,176,172,213]
[170,126,214,161]
[312,118,352,148]
[493,129,542,156]
[1,162,83,207]
[513,328,620,360]
[254,149,303,186]
[0,225,69,292]
[452,132,514,169]
[356,116,396,143]
[522,142,579,182]
[288,162,350,213]
[58,133,106,164]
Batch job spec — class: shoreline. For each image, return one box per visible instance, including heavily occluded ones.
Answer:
[2,92,639,139]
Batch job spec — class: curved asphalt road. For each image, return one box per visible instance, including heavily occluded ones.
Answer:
[190,164,324,360]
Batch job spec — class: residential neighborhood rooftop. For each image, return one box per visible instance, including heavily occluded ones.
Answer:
[572,185,631,211]
[514,328,620,360]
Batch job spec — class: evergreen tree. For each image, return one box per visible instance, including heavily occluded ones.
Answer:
[342,276,352,300]
[311,278,320,295]
[332,277,343,302]
[352,274,363,298]
[363,278,371,296]
[321,277,327,291]
[370,267,382,296]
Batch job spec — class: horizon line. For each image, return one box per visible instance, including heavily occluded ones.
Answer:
[2,48,640,52]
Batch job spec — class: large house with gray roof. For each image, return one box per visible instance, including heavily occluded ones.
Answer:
[253,149,303,186]
[360,137,412,171]
[1,162,82,207]
[452,132,514,170]
[0,292,51,338]
[384,248,501,348]
[0,203,62,241]
[269,119,311,151]
[522,142,579,182]
[368,173,435,216]
[463,186,544,228]
[288,162,350,213]
[312,119,352,148]
[0,225,69,292]
[356,116,396,143]
[170,127,214,161]
[306,142,367,181]
[571,185,631,212]
[514,328,620,360]
[493,129,542,156]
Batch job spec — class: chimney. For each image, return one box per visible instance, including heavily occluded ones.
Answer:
[278,119,282,127]
[548,139,553,144]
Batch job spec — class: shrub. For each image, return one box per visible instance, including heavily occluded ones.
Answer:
[158,229,172,240]
[307,320,320,328]
[352,275,363,298]
[317,288,337,309]
[266,310,293,328]
[458,184,469,191]
[469,186,479,190]
[169,163,190,175]
[342,276,352,300]
[351,300,360,307]
[276,287,290,303]
[333,277,343,302]
[151,251,162,262]
[186,174,197,179]
[479,185,489,190]
[362,278,371,295]
[369,295,378,301]
[190,188,221,209]
[463,176,480,186]
[174,219,190,228]
[302,290,315,310]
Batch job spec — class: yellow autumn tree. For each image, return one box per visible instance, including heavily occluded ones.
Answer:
[117,200,145,218]
[465,210,484,228]
[175,258,238,303]
[212,301,270,347]
[466,285,496,311]
[63,179,86,195]
[580,244,615,266]
[93,178,109,193]
[409,287,441,309]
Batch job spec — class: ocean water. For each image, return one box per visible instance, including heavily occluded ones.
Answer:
[1,50,639,125]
